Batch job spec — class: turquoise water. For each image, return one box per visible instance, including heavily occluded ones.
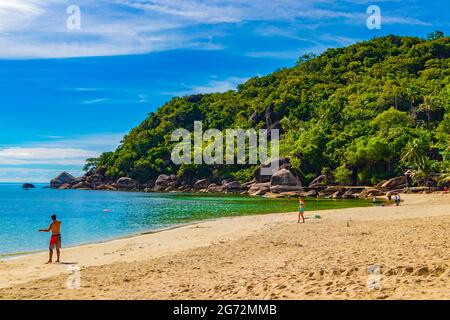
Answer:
[0,183,371,256]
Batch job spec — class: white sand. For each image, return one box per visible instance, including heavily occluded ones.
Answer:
[0,193,449,300]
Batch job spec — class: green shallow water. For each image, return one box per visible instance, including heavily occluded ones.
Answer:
[0,183,372,256]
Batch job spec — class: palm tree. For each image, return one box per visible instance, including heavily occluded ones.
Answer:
[401,139,428,170]
[404,85,419,120]
[418,95,438,129]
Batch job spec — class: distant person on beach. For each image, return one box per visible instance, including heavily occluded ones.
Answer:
[38,215,62,264]
[394,194,401,206]
[298,198,305,223]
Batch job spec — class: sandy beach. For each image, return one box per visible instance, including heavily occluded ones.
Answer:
[0,193,448,300]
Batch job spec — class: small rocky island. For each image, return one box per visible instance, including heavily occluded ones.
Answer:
[49,157,427,198]
[21,183,36,189]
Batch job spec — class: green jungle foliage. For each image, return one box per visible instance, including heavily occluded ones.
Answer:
[85,34,450,186]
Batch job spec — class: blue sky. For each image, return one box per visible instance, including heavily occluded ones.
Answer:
[0,0,449,182]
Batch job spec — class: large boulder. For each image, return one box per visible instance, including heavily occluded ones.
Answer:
[155,174,177,187]
[116,177,138,189]
[254,157,291,182]
[270,169,302,194]
[270,169,298,186]
[51,172,76,189]
[381,176,406,190]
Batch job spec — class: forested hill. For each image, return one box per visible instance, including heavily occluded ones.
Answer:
[85,34,450,187]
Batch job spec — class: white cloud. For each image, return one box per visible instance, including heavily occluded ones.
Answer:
[0,133,124,182]
[0,0,432,59]
[166,76,249,95]
[0,168,73,183]
[0,147,99,166]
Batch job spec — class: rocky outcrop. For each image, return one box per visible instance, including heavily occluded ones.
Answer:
[51,172,76,188]
[155,174,177,188]
[270,169,302,194]
[116,177,138,189]
[248,182,271,195]
[254,157,291,183]
[359,188,386,198]
[22,183,36,189]
[381,176,406,190]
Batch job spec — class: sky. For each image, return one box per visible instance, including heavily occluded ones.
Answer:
[0,0,449,182]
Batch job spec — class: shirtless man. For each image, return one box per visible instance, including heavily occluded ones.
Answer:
[39,215,62,263]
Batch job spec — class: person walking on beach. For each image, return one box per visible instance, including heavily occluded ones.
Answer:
[298,197,305,223]
[395,194,401,206]
[39,215,62,264]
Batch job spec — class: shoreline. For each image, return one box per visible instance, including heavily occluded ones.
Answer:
[0,193,449,299]
[0,195,373,260]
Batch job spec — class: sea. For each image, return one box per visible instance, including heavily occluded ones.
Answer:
[0,183,370,256]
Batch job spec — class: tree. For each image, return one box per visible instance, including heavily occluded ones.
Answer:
[418,95,438,129]
[427,31,445,41]
[401,139,428,170]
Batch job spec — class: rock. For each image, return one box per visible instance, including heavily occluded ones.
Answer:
[252,189,266,196]
[254,157,291,183]
[269,169,302,194]
[406,187,434,193]
[164,186,176,192]
[155,174,177,187]
[141,180,155,189]
[193,179,209,190]
[381,176,406,190]
[51,172,76,189]
[116,177,138,189]
[224,181,241,190]
[386,190,399,198]
[97,184,117,191]
[319,186,345,196]
[86,174,105,185]
[270,169,299,186]
[248,182,271,196]
[359,188,385,198]
[207,184,225,193]
[332,191,344,199]
[58,183,72,190]
[342,193,356,199]
[305,189,318,197]
[241,181,255,188]
[308,175,329,188]
[72,181,91,189]
[270,185,302,193]
[22,183,35,189]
